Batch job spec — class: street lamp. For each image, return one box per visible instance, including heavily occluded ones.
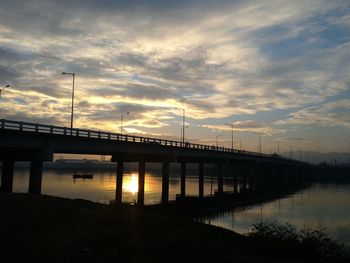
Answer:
[0,84,10,100]
[254,132,262,155]
[216,134,222,147]
[62,72,75,129]
[180,125,189,142]
[235,141,242,150]
[120,112,130,134]
[225,123,234,149]
[174,107,185,145]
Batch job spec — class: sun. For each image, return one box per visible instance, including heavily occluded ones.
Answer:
[123,174,139,195]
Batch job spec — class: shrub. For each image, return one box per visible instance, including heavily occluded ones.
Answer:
[248,221,350,261]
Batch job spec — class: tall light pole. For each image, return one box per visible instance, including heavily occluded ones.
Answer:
[225,123,234,149]
[120,112,130,134]
[62,72,75,129]
[216,134,222,147]
[277,140,280,155]
[175,107,185,145]
[180,125,189,142]
[0,84,10,100]
[254,132,262,154]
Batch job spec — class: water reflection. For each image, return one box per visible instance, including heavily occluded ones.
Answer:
[203,183,350,246]
[123,173,138,195]
[5,168,350,245]
[7,168,223,205]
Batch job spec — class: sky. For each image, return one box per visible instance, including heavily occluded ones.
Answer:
[0,0,349,155]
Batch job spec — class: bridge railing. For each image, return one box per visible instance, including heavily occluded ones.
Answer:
[1,119,286,161]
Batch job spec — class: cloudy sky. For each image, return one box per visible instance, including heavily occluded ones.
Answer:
[0,0,349,154]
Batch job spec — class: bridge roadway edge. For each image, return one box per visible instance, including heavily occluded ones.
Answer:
[0,120,316,204]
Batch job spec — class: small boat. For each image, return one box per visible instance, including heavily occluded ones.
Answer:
[72,172,93,179]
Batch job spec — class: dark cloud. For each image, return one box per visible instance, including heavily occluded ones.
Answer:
[4,110,66,126]
[90,83,181,101]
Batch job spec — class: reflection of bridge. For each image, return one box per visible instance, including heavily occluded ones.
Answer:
[0,119,313,205]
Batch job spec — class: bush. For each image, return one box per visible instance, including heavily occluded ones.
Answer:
[248,221,350,261]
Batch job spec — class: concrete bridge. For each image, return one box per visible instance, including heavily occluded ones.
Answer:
[0,119,313,205]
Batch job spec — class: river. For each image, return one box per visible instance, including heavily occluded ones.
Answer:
[203,183,350,246]
[3,168,350,245]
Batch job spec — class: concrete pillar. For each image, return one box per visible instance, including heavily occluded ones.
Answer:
[180,162,186,197]
[137,161,145,205]
[248,166,254,191]
[217,163,223,195]
[0,160,14,192]
[233,169,238,194]
[242,166,247,192]
[232,164,237,194]
[28,161,43,194]
[115,161,124,204]
[161,161,169,204]
[198,163,204,198]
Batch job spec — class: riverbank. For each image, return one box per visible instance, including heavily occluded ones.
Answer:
[2,192,350,262]
[0,192,312,263]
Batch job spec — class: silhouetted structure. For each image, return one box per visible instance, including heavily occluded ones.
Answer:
[0,119,314,205]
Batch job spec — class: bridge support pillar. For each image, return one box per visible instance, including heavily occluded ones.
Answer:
[28,161,43,194]
[137,161,145,205]
[247,166,254,191]
[217,163,223,195]
[242,167,247,192]
[233,174,238,194]
[115,161,124,204]
[161,161,169,204]
[233,165,238,194]
[180,162,186,197]
[0,160,14,192]
[198,163,204,198]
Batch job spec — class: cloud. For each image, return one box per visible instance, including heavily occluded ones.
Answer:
[202,120,285,136]
[275,99,350,128]
[0,0,349,151]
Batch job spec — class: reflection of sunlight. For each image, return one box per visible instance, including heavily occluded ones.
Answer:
[123,174,138,195]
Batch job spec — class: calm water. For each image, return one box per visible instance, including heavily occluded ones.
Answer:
[3,168,350,245]
[203,183,350,245]
[7,167,227,205]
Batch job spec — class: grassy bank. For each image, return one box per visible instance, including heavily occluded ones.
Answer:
[0,193,346,263]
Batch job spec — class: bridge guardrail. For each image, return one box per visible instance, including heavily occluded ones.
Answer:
[0,119,299,163]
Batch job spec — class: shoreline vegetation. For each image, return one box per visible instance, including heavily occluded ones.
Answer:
[1,191,349,263]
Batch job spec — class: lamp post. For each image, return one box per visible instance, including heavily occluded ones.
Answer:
[259,134,261,154]
[120,112,130,134]
[175,107,185,145]
[216,134,222,147]
[235,141,242,150]
[0,84,10,100]
[254,132,262,155]
[180,125,189,142]
[62,72,75,129]
[225,123,234,149]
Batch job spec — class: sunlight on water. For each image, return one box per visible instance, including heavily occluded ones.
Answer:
[5,168,350,245]
[123,173,138,195]
[7,167,221,205]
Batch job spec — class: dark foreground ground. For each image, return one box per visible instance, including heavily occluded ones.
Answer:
[0,193,327,263]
